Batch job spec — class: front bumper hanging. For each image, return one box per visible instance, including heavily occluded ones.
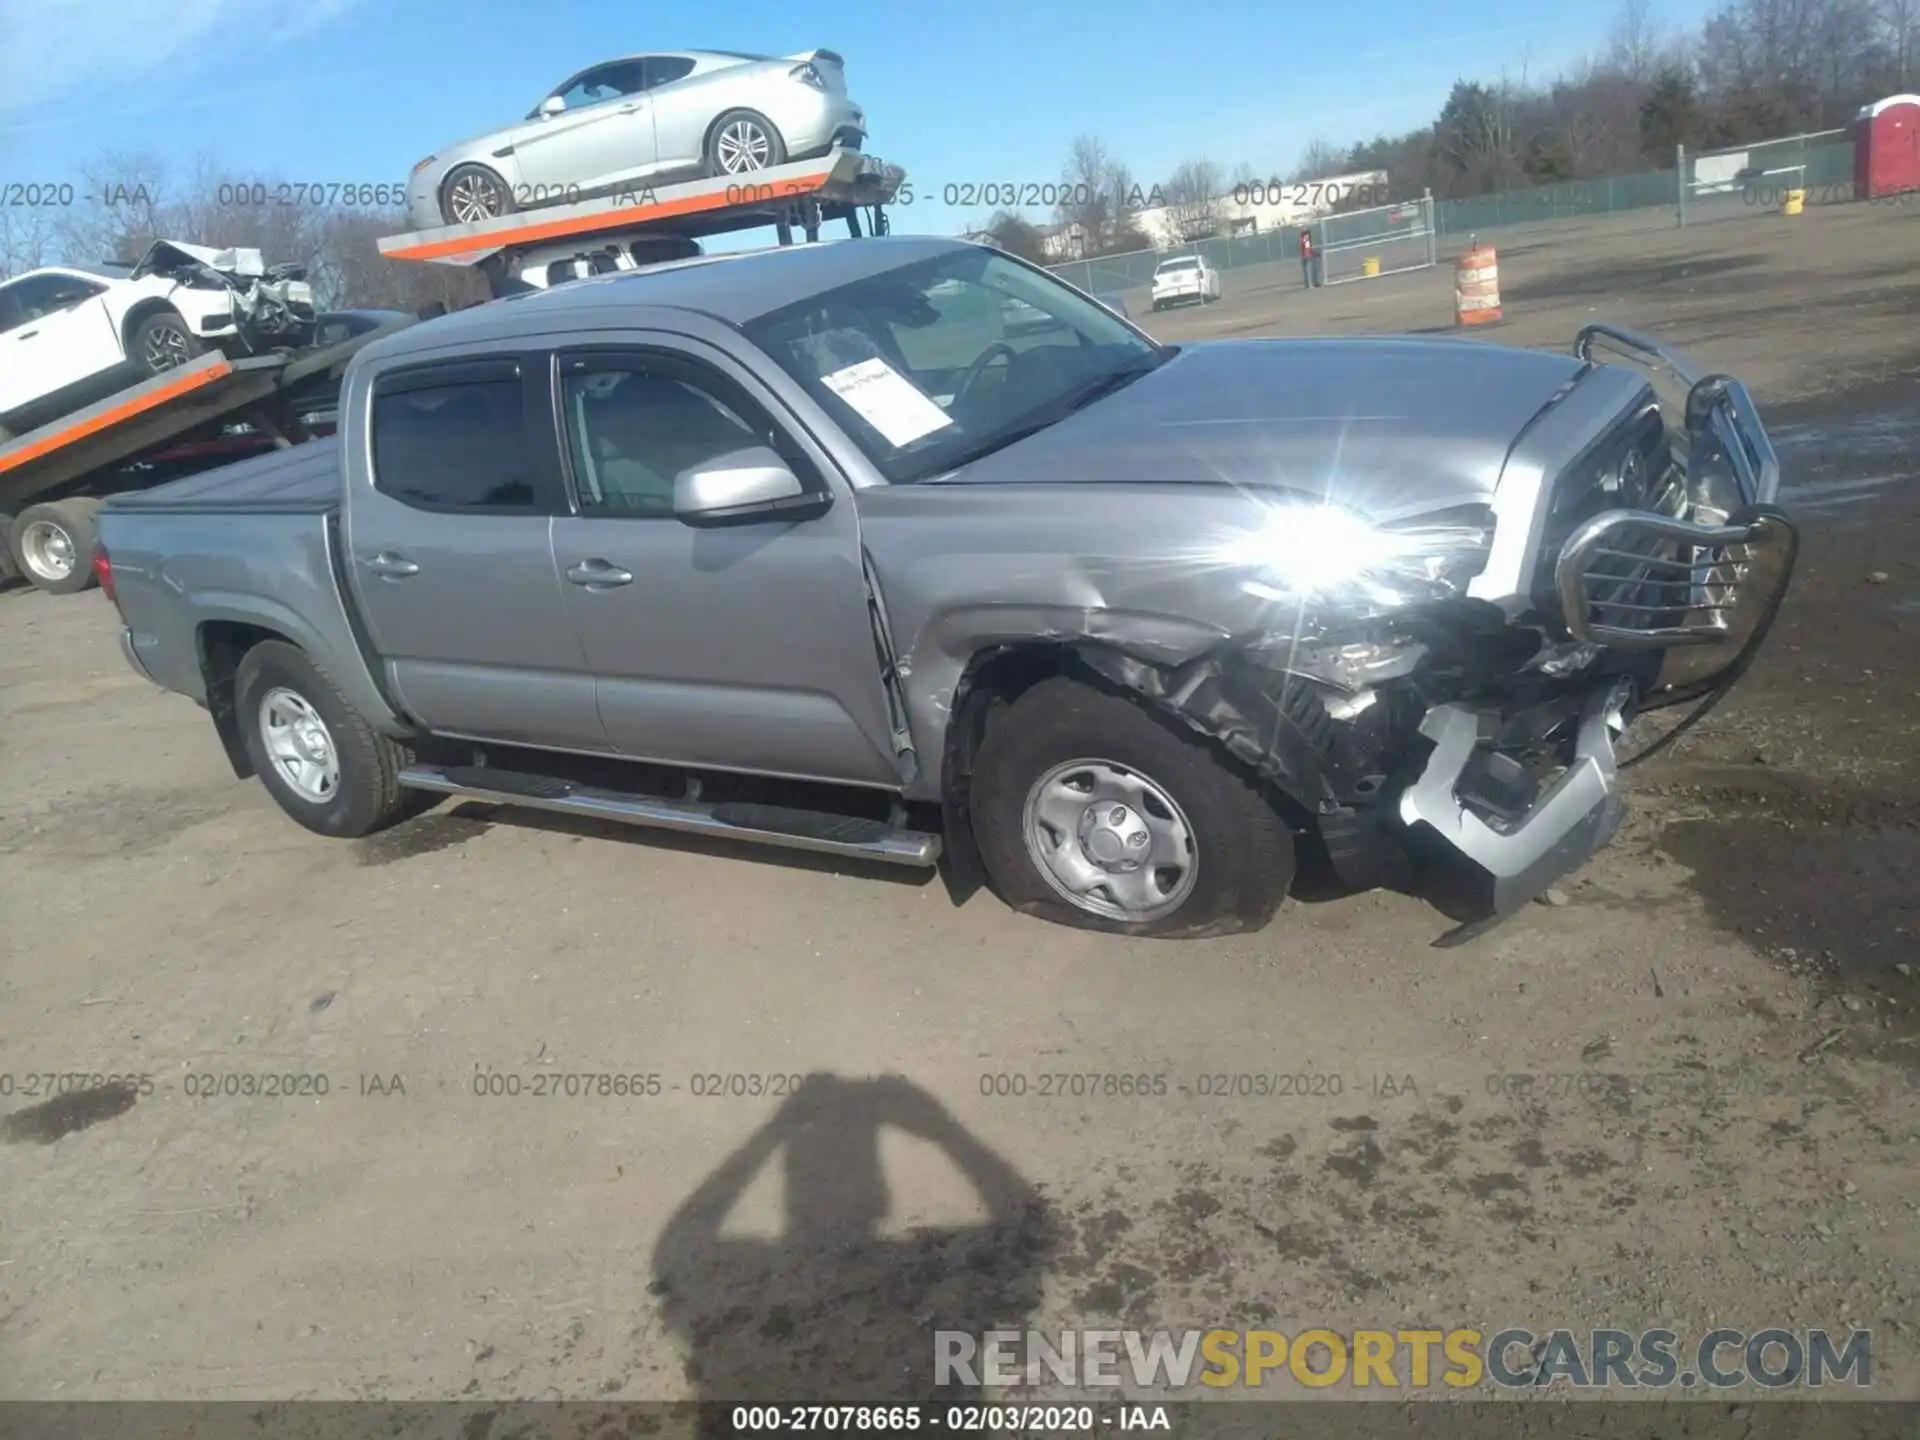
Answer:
[1397,328,1799,938]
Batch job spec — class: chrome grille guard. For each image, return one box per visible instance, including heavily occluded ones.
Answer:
[1559,326,1797,701]
[1573,323,1780,510]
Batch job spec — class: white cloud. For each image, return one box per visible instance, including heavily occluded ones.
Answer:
[0,0,360,116]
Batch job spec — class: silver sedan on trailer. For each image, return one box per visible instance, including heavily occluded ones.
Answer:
[406,49,867,230]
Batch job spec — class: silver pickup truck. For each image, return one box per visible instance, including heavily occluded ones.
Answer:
[97,235,1795,939]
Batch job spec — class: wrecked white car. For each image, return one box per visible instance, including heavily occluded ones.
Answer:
[0,240,316,438]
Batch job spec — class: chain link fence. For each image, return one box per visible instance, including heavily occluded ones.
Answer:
[1679,132,1855,224]
[1044,125,1863,295]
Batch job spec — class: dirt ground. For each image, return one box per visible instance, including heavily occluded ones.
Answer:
[0,197,1915,1412]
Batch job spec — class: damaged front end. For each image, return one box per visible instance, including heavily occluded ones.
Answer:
[132,239,317,350]
[1081,326,1798,933]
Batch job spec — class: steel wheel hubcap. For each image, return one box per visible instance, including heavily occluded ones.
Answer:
[717,121,771,172]
[448,174,504,223]
[19,520,76,580]
[145,325,190,369]
[260,687,340,804]
[1022,759,1198,921]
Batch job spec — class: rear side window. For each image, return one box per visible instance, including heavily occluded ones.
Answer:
[644,56,696,88]
[371,364,536,513]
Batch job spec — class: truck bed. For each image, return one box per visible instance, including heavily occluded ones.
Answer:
[102,433,342,515]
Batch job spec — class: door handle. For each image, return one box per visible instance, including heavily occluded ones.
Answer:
[566,559,633,587]
[17,330,37,340]
[365,551,420,579]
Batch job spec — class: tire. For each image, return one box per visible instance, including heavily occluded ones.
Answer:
[705,109,787,177]
[0,510,18,586]
[969,676,1296,937]
[8,498,102,594]
[234,640,419,838]
[440,163,517,226]
[130,309,203,376]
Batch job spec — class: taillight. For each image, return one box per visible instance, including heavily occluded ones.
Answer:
[789,62,825,88]
[93,547,115,603]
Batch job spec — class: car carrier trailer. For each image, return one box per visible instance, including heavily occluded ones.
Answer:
[1,151,904,595]
[0,318,413,594]
[377,146,905,297]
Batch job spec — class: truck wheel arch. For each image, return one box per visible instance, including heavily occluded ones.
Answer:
[198,621,296,779]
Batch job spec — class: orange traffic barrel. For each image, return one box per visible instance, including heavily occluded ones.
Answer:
[1454,241,1501,326]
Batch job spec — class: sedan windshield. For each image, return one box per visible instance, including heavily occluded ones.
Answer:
[740,246,1163,484]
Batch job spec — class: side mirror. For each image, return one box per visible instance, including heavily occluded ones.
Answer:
[673,446,829,526]
[539,95,566,118]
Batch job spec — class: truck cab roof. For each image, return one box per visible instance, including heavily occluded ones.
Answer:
[361,235,979,365]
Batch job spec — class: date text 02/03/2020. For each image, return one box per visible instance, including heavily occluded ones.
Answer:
[725,1404,1169,1431]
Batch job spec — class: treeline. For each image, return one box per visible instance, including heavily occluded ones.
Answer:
[0,150,489,311]
[977,0,1915,260]
[1295,0,1911,202]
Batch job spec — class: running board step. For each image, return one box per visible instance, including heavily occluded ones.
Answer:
[397,764,942,867]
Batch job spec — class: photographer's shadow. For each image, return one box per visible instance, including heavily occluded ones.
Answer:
[650,1073,1058,1417]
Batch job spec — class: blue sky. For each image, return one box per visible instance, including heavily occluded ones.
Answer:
[2,0,1717,242]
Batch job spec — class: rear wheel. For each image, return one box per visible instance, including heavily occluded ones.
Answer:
[234,640,421,838]
[969,677,1296,937]
[8,497,103,594]
[131,309,202,376]
[440,164,517,225]
[705,110,787,176]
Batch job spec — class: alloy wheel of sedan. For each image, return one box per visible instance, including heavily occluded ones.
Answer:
[258,686,342,805]
[143,320,193,371]
[1021,758,1200,922]
[444,168,512,224]
[714,118,776,173]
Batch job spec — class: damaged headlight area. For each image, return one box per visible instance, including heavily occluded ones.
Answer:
[1218,502,1494,616]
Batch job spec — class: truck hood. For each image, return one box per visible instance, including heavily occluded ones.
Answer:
[933,337,1588,521]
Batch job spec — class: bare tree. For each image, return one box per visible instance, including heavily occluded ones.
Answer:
[1607,0,1670,80]
[1161,159,1224,241]
[1883,0,1920,86]
[1288,137,1344,181]
[0,209,59,278]
[1055,136,1151,255]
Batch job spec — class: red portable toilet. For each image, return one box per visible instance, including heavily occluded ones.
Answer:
[1854,94,1920,198]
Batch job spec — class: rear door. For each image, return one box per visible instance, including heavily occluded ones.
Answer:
[343,355,608,751]
[547,344,903,787]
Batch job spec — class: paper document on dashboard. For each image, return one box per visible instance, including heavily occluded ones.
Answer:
[820,358,955,448]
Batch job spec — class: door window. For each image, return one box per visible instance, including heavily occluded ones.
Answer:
[371,363,537,513]
[552,61,646,111]
[8,273,106,323]
[558,356,800,519]
[643,56,696,89]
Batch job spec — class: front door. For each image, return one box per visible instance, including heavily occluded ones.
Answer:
[547,346,903,788]
[517,60,656,195]
[342,355,608,752]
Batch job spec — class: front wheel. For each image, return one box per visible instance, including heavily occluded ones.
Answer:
[969,677,1296,936]
[234,640,423,838]
[440,164,517,226]
[131,309,203,376]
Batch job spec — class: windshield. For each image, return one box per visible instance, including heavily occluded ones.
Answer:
[740,246,1161,484]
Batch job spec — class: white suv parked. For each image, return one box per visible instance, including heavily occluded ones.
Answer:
[0,242,315,439]
[1149,254,1221,311]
